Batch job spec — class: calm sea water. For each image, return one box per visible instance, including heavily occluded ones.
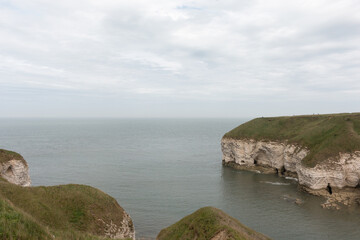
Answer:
[1,118,360,239]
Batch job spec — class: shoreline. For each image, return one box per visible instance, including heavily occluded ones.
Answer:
[223,160,360,209]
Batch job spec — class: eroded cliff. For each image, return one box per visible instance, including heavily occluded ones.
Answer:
[222,113,360,207]
[222,138,360,191]
[0,149,31,186]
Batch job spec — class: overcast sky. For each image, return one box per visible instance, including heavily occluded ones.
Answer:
[1,0,359,118]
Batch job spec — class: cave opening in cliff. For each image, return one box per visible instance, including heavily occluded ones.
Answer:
[254,159,258,165]
[6,166,14,176]
[327,183,333,195]
[281,166,286,175]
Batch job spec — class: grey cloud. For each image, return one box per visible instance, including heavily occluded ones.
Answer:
[0,0,360,117]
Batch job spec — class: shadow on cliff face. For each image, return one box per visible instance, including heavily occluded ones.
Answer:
[5,165,14,177]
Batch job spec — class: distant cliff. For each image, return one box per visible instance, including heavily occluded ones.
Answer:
[0,149,135,240]
[222,113,360,208]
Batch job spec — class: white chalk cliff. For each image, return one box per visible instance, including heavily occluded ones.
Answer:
[101,211,135,240]
[222,138,360,190]
[0,158,31,186]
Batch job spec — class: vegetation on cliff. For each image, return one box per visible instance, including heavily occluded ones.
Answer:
[0,176,133,240]
[0,149,26,165]
[157,207,270,240]
[223,113,360,167]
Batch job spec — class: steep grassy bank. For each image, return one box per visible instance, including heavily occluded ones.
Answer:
[0,177,133,239]
[0,197,51,240]
[223,113,360,167]
[0,197,119,240]
[157,207,270,240]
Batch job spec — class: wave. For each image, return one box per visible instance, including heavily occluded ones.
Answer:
[285,177,298,181]
[260,181,291,186]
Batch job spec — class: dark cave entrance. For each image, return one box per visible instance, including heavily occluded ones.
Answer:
[6,166,13,174]
[327,183,332,195]
[276,166,286,176]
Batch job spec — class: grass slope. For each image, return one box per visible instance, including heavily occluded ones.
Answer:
[0,197,114,240]
[157,207,270,240]
[0,149,26,165]
[0,178,132,240]
[0,198,51,240]
[223,113,360,167]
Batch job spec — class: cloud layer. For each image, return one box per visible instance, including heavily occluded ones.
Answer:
[1,0,360,117]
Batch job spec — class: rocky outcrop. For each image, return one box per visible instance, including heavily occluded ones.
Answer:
[0,159,31,186]
[222,138,360,193]
[297,152,360,189]
[222,138,308,175]
[100,211,135,239]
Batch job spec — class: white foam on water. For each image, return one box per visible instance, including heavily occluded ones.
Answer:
[261,181,291,186]
[285,177,298,181]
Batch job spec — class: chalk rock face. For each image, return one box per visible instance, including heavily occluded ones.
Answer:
[297,152,360,189]
[221,138,308,172]
[222,138,360,190]
[0,159,31,187]
[101,211,135,240]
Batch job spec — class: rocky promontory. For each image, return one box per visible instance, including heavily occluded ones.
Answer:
[222,113,360,207]
[0,149,31,186]
[0,149,135,240]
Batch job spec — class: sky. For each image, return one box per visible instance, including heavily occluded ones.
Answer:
[0,0,359,118]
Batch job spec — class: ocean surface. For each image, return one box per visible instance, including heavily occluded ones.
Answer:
[1,118,360,239]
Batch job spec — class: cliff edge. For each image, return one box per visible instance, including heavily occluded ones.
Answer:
[0,149,135,239]
[0,149,31,186]
[222,113,360,207]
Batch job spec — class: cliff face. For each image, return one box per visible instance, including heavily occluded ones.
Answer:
[0,154,31,187]
[101,210,135,239]
[297,152,360,189]
[222,138,308,173]
[222,138,360,191]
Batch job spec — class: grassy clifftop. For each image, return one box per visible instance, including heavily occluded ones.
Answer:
[157,207,270,240]
[223,113,360,167]
[0,178,133,240]
[0,149,26,165]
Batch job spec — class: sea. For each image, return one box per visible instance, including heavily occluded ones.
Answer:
[1,118,360,239]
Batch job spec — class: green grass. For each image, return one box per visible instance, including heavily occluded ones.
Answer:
[223,113,360,167]
[0,196,121,240]
[0,149,26,165]
[0,198,51,240]
[157,207,270,240]
[0,180,133,240]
